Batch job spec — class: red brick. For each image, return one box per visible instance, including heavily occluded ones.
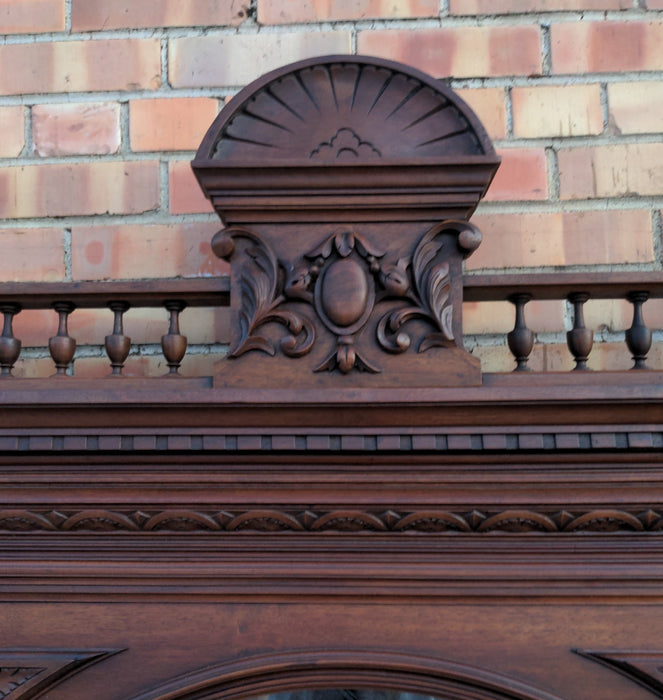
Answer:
[0,0,64,33]
[0,40,161,96]
[0,228,64,282]
[32,102,120,157]
[451,0,629,11]
[558,144,663,199]
[455,88,506,140]
[72,0,248,31]
[169,32,352,88]
[484,148,548,201]
[130,97,218,152]
[468,209,653,269]
[12,310,53,347]
[0,106,24,157]
[512,85,603,138]
[648,0,663,7]
[168,161,214,214]
[608,82,663,134]
[258,0,438,23]
[357,26,541,78]
[552,22,663,74]
[71,223,227,281]
[0,162,159,219]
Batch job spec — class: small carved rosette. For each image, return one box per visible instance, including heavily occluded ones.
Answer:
[212,221,481,376]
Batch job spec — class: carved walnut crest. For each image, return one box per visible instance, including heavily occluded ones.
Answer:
[212,221,481,374]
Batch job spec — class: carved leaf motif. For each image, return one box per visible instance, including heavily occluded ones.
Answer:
[376,223,455,355]
[233,241,280,358]
[0,668,43,698]
[218,227,315,360]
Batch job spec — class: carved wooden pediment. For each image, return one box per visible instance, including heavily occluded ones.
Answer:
[192,56,500,389]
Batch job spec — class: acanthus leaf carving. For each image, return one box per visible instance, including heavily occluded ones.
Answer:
[377,224,456,354]
[211,227,315,360]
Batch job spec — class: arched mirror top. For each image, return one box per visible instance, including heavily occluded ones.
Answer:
[194,55,497,166]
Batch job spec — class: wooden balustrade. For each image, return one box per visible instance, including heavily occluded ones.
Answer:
[0,278,229,378]
[464,271,663,372]
[0,272,660,377]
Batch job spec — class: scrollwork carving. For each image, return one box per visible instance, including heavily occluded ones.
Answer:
[210,222,482,374]
[377,221,481,354]
[211,227,315,359]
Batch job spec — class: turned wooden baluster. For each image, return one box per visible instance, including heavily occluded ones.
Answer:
[567,292,593,371]
[105,301,131,376]
[49,302,76,376]
[625,291,652,370]
[507,293,534,372]
[0,303,21,377]
[161,300,187,375]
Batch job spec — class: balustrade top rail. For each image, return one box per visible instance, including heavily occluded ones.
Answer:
[0,278,230,309]
[2,271,661,307]
[463,271,663,301]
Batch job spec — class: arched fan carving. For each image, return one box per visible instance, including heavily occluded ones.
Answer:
[197,57,495,164]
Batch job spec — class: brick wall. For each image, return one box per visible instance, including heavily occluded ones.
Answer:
[1,0,662,375]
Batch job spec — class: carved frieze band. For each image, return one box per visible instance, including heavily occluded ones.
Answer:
[0,430,660,453]
[212,223,480,373]
[1,508,662,534]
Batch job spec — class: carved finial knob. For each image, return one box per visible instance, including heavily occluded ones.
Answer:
[211,229,235,260]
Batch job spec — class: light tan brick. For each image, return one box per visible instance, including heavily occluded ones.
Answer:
[169,32,352,88]
[72,0,248,31]
[0,162,159,219]
[485,148,548,201]
[72,351,223,378]
[451,0,630,11]
[583,298,663,336]
[0,0,64,33]
[32,102,120,157]
[69,306,229,346]
[258,0,438,23]
[558,144,663,199]
[71,223,227,281]
[463,299,564,334]
[472,344,546,373]
[512,85,603,138]
[168,161,215,214]
[552,22,663,74]
[0,228,64,281]
[456,88,506,140]
[12,356,57,378]
[0,40,161,96]
[130,97,218,152]
[468,209,654,269]
[357,26,541,78]
[0,106,24,157]
[608,82,663,134]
